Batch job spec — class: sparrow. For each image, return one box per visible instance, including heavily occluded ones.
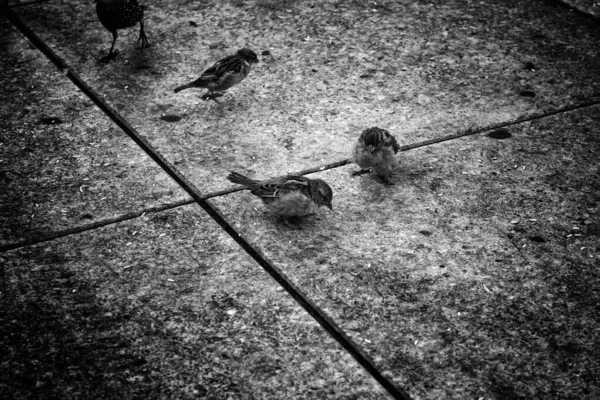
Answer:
[352,127,401,183]
[227,172,333,219]
[174,48,259,102]
[96,0,149,63]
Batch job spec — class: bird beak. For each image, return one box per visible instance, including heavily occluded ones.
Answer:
[326,202,333,210]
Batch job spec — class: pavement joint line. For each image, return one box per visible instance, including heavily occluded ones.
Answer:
[0,161,345,253]
[6,90,600,252]
[0,169,345,254]
[549,0,600,22]
[0,198,195,253]
[4,7,412,399]
[398,99,600,152]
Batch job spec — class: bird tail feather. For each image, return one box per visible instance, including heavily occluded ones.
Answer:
[174,84,194,93]
[227,172,258,187]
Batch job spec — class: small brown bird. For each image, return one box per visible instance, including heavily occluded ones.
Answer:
[227,172,333,219]
[352,127,401,183]
[96,0,149,62]
[174,48,259,101]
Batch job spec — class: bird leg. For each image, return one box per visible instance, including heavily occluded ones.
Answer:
[280,217,302,229]
[351,168,372,177]
[379,175,394,185]
[100,31,119,63]
[201,91,225,103]
[137,20,149,49]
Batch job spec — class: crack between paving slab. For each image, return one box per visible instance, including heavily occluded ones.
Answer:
[3,91,598,254]
[11,93,600,253]
[0,181,274,252]
[211,95,600,187]
[547,0,600,22]
[4,7,411,400]
[0,198,195,253]
[0,167,344,252]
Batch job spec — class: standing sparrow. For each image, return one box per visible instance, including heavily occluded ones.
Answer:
[174,48,259,101]
[352,127,401,183]
[96,0,149,62]
[227,172,333,219]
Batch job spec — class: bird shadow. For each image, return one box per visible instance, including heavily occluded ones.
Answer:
[194,93,255,119]
[352,156,432,197]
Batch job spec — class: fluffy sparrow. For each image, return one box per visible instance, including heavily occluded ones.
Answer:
[352,127,401,182]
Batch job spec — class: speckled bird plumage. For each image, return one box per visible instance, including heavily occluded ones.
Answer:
[174,48,259,101]
[352,127,401,182]
[96,0,149,62]
[227,172,333,218]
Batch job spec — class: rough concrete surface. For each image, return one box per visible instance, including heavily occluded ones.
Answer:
[9,0,600,190]
[214,105,600,399]
[0,18,189,246]
[1,0,599,399]
[2,206,386,399]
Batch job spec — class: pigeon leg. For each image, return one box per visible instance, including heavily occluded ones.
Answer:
[100,31,119,63]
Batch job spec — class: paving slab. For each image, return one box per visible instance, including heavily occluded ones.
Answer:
[3,1,599,399]
[211,105,600,399]
[0,205,389,399]
[10,0,600,192]
[0,18,189,247]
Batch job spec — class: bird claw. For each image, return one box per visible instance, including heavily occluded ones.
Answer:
[99,50,119,63]
[137,32,150,49]
[281,218,302,229]
[201,92,224,102]
[351,168,372,177]
[137,20,150,49]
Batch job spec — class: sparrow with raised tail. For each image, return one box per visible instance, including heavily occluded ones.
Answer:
[352,127,401,183]
[174,48,259,101]
[96,0,149,62]
[227,172,333,219]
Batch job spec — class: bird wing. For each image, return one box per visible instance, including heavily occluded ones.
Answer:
[251,176,311,199]
[194,54,245,85]
[386,134,401,154]
[362,128,401,154]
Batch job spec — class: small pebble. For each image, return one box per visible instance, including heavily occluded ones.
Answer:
[160,114,182,123]
[519,90,536,97]
[528,236,546,243]
[40,117,63,125]
[487,128,511,139]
